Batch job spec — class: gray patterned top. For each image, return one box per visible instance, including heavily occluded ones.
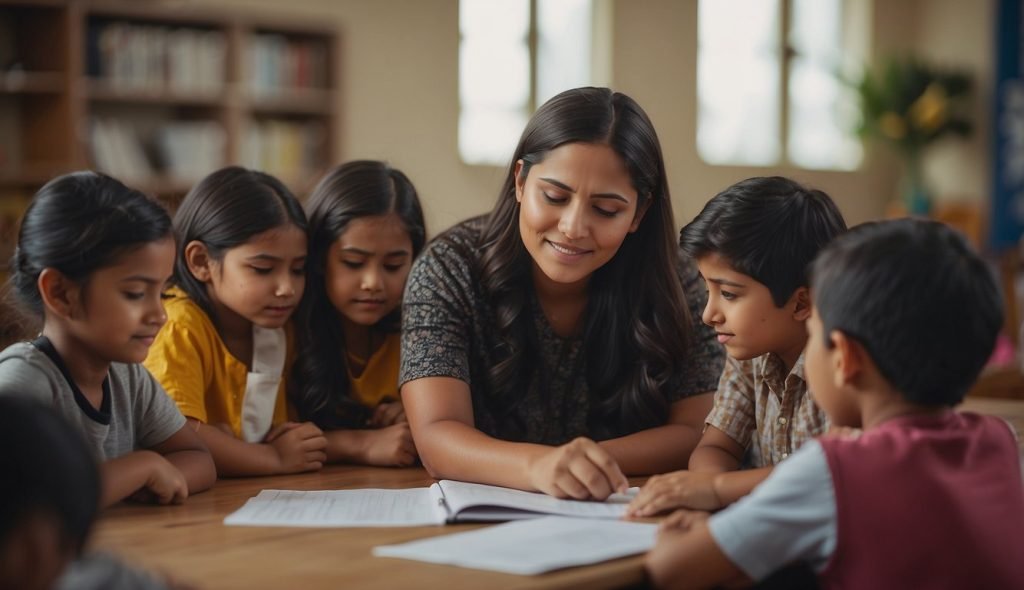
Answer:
[400,217,724,444]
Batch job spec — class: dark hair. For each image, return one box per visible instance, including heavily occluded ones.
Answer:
[291,160,426,428]
[171,166,308,321]
[811,218,1003,406]
[474,86,692,437]
[0,397,100,554]
[680,176,847,306]
[8,171,172,316]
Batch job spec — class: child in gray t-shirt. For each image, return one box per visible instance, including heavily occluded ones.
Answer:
[0,171,215,506]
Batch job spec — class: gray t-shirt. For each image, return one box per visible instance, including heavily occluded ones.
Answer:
[0,339,185,461]
[708,440,836,580]
[56,553,170,590]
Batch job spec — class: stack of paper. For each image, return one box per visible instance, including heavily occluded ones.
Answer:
[374,516,657,575]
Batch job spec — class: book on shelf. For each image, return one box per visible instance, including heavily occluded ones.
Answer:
[223,479,638,528]
[157,121,226,184]
[88,21,226,94]
[243,119,326,182]
[91,117,226,187]
[90,118,153,184]
[249,33,328,96]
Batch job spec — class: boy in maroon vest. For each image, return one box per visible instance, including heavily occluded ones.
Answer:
[646,218,1024,589]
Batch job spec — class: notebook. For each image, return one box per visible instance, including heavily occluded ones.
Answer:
[223,480,637,527]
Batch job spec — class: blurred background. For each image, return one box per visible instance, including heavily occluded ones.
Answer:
[1,0,1022,393]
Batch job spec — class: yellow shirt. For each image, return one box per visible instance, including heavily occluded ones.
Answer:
[144,287,290,439]
[347,332,400,409]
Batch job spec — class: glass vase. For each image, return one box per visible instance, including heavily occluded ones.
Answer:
[902,150,932,216]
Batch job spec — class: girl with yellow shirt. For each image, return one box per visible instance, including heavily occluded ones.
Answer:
[290,161,426,466]
[145,167,327,477]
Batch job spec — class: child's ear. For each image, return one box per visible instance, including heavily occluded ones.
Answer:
[184,241,214,283]
[790,286,811,322]
[37,268,81,320]
[830,330,866,387]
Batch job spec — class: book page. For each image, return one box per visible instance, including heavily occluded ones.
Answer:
[438,480,635,522]
[373,516,657,575]
[223,488,444,527]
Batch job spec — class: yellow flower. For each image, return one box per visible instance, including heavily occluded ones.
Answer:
[879,112,907,140]
[909,83,949,132]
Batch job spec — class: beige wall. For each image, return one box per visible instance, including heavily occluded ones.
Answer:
[208,0,995,232]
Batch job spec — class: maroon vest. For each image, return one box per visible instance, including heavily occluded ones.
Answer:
[818,412,1024,590]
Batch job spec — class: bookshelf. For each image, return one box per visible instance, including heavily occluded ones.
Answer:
[0,0,339,223]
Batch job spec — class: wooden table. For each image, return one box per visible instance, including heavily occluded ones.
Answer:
[91,466,648,590]
[92,398,1024,590]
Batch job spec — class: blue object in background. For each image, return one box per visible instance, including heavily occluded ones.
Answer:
[992,0,1024,251]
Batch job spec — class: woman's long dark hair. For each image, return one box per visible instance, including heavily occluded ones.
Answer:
[477,87,694,437]
[291,160,426,429]
[171,166,307,323]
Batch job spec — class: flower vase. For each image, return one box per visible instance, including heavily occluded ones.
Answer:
[902,151,932,216]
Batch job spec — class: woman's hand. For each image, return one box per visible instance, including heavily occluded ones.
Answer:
[526,437,628,500]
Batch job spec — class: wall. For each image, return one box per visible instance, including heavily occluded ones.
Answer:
[204,0,995,231]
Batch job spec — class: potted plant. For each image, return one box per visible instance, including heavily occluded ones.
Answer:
[853,57,973,214]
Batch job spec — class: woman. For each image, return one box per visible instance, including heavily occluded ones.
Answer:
[401,87,724,499]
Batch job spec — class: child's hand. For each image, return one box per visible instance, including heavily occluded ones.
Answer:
[269,421,327,473]
[825,425,862,438]
[142,453,189,505]
[362,423,418,467]
[368,400,407,428]
[627,470,721,517]
[263,421,304,443]
[658,508,711,532]
[527,437,628,501]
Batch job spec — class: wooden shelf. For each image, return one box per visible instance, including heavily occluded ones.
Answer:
[0,163,74,186]
[0,71,65,95]
[247,88,334,116]
[85,80,227,107]
[129,176,198,197]
[0,2,339,198]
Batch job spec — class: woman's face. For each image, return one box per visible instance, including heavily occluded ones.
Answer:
[515,142,646,290]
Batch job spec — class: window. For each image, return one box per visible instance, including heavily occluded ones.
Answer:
[697,0,864,170]
[459,0,598,166]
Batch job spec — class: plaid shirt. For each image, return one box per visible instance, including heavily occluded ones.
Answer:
[705,353,828,467]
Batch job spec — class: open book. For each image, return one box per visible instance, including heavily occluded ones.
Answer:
[223,480,637,528]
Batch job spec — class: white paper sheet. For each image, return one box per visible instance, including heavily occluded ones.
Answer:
[223,488,445,527]
[373,516,657,575]
[440,480,634,521]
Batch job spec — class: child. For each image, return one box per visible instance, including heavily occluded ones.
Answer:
[0,172,215,506]
[0,395,99,590]
[646,218,1024,589]
[144,166,327,476]
[0,397,190,590]
[629,177,846,517]
[291,161,425,466]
